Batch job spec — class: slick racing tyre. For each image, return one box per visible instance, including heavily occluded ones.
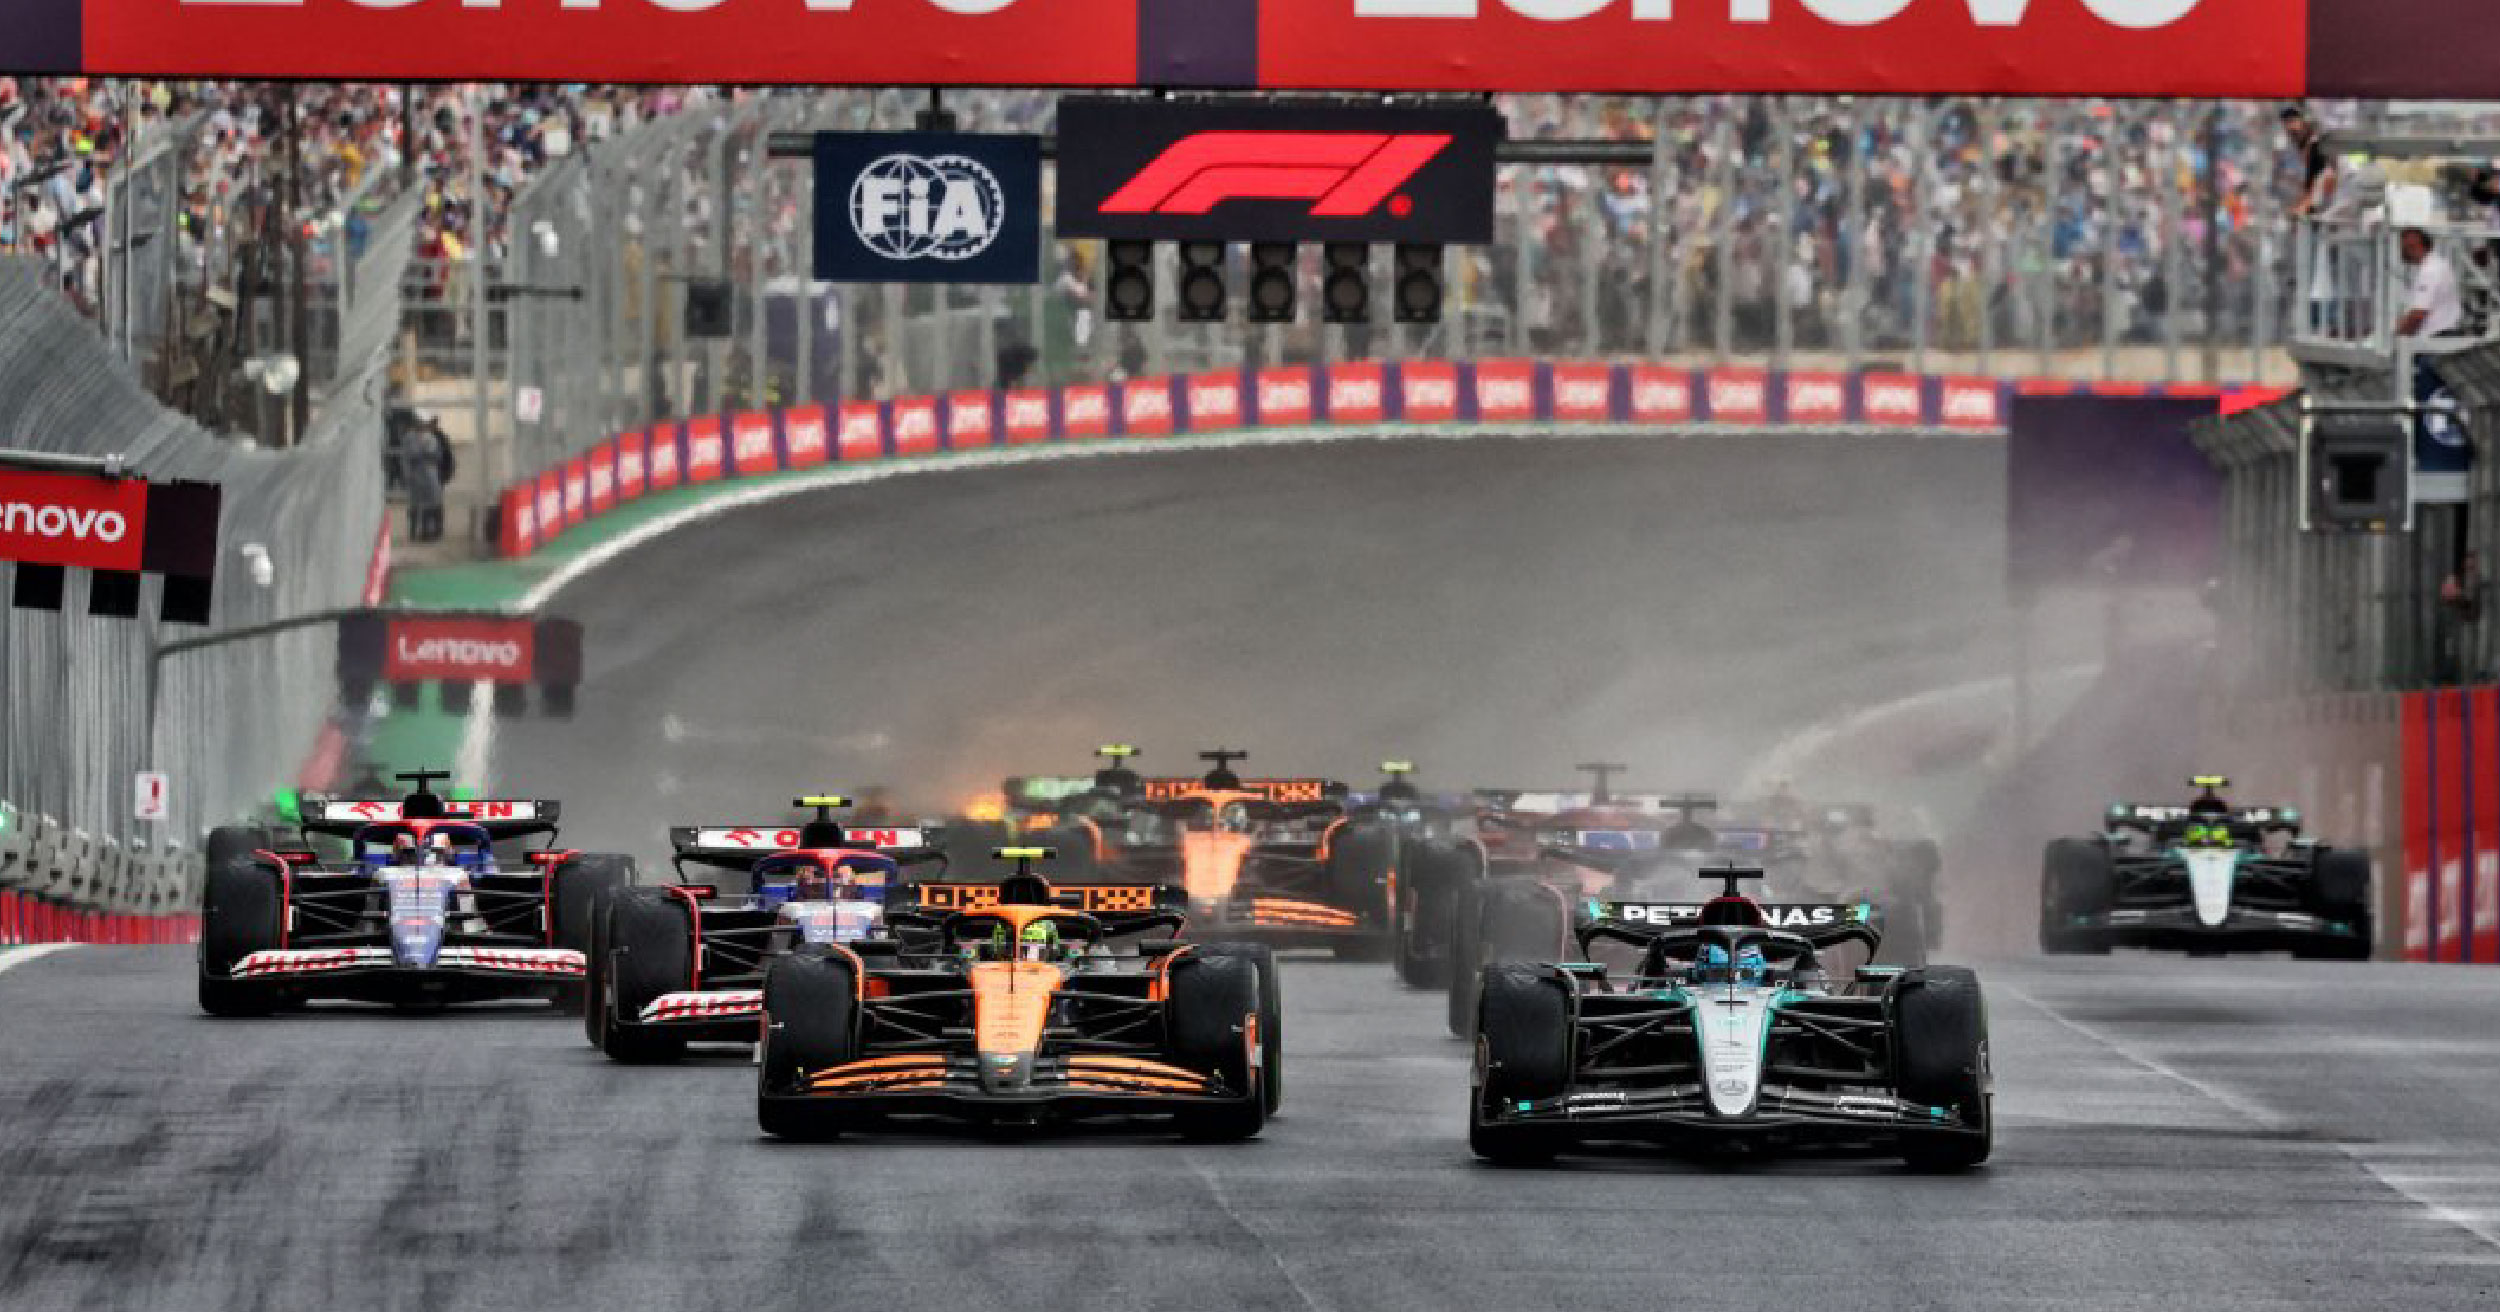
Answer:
[601,889,693,1063]
[1326,820,1397,960]
[1166,952,1266,1142]
[2038,838,2115,955]
[548,853,636,1014]
[1470,964,1571,1165]
[1893,966,1992,1171]
[1203,942,1284,1115]
[198,858,285,1018]
[2295,848,2374,960]
[581,886,618,1049]
[1445,881,1482,1037]
[202,825,272,874]
[758,950,860,1141]
[1451,879,1573,1039]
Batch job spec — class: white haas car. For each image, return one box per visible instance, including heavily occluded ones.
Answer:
[585,797,946,1062]
[196,772,635,1015]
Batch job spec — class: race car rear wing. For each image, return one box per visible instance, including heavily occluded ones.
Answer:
[888,880,1190,939]
[1581,900,1883,953]
[1137,777,1340,804]
[298,797,561,840]
[669,825,939,872]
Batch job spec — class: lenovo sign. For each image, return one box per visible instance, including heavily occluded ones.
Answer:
[1056,100,1501,244]
[0,469,148,572]
[383,616,537,683]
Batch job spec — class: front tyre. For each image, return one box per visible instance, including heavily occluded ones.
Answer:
[198,858,284,1018]
[1202,942,1284,1115]
[601,889,693,1064]
[1470,964,1571,1165]
[757,951,861,1141]
[548,853,636,1014]
[1167,952,1266,1142]
[1893,965,1992,1171]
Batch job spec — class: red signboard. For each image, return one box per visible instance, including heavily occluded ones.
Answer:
[1472,359,1536,424]
[784,405,831,470]
[892,398,941,457]
[77,0,1140,86]
[686,416,727,483]
[837,403,884,462]
[648,425,683,490]
[1255,368,1314,428]
[1551,362,1614,424]
[499,485,537,559]
[534,471,562,537]
[1939,376,2005,430]
[1784,371,1849,426]
[384,615,537,684]
[616,430,648,501]
[1003,390,1054,445]
[1121,379,1175,436]
[946,392,996,449]
[1400,362,1459,425]
[588,443,617,515]
[1627,365,1694,425]
[1706,367,1768,425]
[1327,362,1386,425]
[1861,373,1926,427]
[1186,371,1244,432]
[1254,0,2300,97]
[562,458,589,528]
[0,467,148,572]
[1063,385,1113,439]
[731,411,779,475]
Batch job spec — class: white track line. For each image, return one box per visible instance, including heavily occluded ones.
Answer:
[0,943,83,976]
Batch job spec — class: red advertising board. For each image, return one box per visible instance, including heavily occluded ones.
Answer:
[1253,0,2299,97]
[2476,688,2500,965]
[783,405,831,470]
[1400,362,1459,424]
[686,416,727,482]
[1861,373,1926,427]
[1326,363,1386,425]
[1939,377,2004,430]
[1784,371,1849,426]
[837,403,884,462]
[1003,390,1054,445]
[1551,362,1614,424]
[1256,367,1315,428]
[383,615,536,685]
[534,471,562,537]
[1706,367,1768,425]
[1627,365,1694,424]
[588,443,617,515]
[1062,385,1112,439]
[1186,371,1245,432]
[2435,690,2468,962]
[2404,692,2433,962]
[946,392,996,450]
[77,0,1140,86]
[499,485,537,558]
[562,458,589,528]
[1472,359,1536,424]
[1121,379,1175,436]
[648,425,683,490]
[892,398,941,456]
[730,411,780,475]
[615,429,648,501]
[0,467,149,571]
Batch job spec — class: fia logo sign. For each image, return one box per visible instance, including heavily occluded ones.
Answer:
[850,154,1008,263]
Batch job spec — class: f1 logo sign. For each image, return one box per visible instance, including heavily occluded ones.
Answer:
[1058,99,1499,245]
[1099,133,1453,219]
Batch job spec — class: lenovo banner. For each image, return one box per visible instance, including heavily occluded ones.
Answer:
[1056,98,1501,245]
[383,616,537,684]
[812,132,1043,285]
[0,467,149,572]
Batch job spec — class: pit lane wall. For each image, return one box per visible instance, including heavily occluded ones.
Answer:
[492,364,2021,558]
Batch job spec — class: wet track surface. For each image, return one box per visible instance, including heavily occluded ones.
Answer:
[3,948,2498,1312]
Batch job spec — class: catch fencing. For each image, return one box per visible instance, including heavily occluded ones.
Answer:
[0,191,412,937]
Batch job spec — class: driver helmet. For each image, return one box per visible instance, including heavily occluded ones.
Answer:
[1015,918,1061,963]
[1689,942,1769,986]
[2182,821,2234,848]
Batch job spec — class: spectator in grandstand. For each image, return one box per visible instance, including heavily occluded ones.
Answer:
[2398,227,2464,340]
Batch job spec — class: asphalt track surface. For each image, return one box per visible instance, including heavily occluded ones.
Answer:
[3,948,2498,1312]
[11,436,2491,1310]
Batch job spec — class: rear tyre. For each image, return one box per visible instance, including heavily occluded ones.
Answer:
[758,951,860,1141]
[1167,952,1266,1141]
[198,858,285,1018]
[548,853,636,1013]
[601,889,692,1064]
[1445,881,1483,1037]
[1203,942,1284,1115]
[203,825,271,873]
[2038,838,2115,955]
[581,887,617,1049]
[1395,841,1472,990]
[1470,964,1571,1165]
[1893,965,1992,1171]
